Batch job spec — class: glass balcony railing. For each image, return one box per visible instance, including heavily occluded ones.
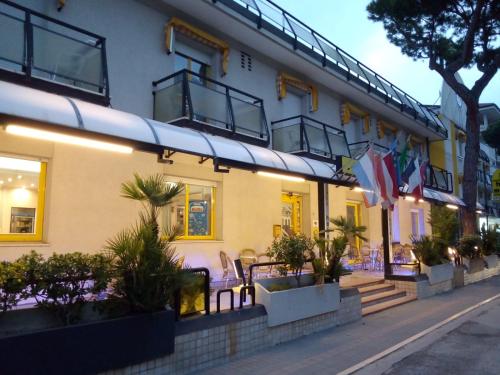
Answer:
[214,0,447,137]
[271,115,350,161]
[0,0,109,104]
[153,69,269,145]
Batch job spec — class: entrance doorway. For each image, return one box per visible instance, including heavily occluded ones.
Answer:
[281,193,302,234]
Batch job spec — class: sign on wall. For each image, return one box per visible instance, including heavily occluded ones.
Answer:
[492,170,500,202]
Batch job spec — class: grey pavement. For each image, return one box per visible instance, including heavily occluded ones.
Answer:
[383,300,500,375]
[198,276,500,375]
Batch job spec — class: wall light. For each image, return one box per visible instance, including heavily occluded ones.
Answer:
[257,171,305,183]
[6,125,133,154]
[418,199,425,203]
[446,204,459,210]
[0,156,40,172]
[353,187,364,193]
[405,196,416,202]
[476,210,483,214]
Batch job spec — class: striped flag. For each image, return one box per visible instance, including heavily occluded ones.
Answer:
[379,150,399,208]
[403,158,427,200]
[352,147,379,207]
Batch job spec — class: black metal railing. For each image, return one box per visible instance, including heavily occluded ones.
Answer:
[0,0,109,104]
[153,69,270,146]
[213,0,446,137]
[271,115,350,161]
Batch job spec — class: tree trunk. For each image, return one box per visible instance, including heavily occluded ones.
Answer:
[461,104,480,235]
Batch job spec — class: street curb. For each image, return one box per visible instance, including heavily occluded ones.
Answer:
[337,292,500,375]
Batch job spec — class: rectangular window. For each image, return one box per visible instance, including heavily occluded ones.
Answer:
[0,156,46,242]
[163,179,215,240]
[410,210,421,239]
[174,51,209,85]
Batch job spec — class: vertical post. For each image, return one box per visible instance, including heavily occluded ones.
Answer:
[25,11,33,78]
[381,208,391,278]
[317,182,328,238]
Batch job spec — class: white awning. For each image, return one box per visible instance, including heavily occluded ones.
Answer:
[0,81,352,183]
[423,188,465,206]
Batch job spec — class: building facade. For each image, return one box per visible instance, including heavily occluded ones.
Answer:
[0,0,463,280]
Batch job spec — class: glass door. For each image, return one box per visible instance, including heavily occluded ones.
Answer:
[281,193,302,235]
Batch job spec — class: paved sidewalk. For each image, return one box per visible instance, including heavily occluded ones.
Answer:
[198,276,500,375]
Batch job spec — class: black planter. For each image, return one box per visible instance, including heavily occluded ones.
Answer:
[0,309,175,375]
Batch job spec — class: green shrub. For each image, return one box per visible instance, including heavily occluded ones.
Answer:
[22,252,110,325]
[457,235,482,259]
[411,236,449,266]
[267,234,315,287]
[0,260,27,313]
[428,205,459,247]
[480,224,498,256]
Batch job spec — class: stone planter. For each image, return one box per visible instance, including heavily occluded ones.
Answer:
[255,274,340,327]
[484,254,498,269]
[0,308,175,375]
[421,262,454,285]
[463,257,485,273]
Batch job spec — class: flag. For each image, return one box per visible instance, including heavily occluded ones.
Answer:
[381,150,399,208]
[397,135,411,185]
[403,158,426,200]
[413,160,428,201]
[352,147,379,207]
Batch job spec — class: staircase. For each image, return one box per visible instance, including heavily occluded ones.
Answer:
[354,280,416,316]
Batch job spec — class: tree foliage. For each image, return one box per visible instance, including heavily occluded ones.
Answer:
[482,119,500,149]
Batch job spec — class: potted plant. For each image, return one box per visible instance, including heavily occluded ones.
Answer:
[0,174,188,375]
[411,236,453,285]
[481,224,498,268]
[254,234,340,327]
[457,235,484,273]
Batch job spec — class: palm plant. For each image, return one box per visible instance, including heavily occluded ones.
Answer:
[328,216,368,242]
[105,174,190,314]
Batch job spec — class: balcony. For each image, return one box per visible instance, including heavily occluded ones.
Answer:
[271,115,350,162]
[0,0,109,105]
[153,69,269,146]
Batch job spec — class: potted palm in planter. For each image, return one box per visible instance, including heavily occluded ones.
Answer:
[254,234,340,327]
[457,235,484,273]
[481,224,498,269]
[0,174,189,375]
[411,236,453,285]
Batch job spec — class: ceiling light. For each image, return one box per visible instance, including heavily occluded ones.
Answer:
[353,187,364,192]
[257,171,305,183]
[405,196,415,202]
[446,204,459,210]
[476,210,483,214]
[30,183,35,188]
[7,177,12,182]
[0,180,3,184]
[418,199,425,203]
[0,156,40,172]
[17,175,22,179]
[6,125,133,154]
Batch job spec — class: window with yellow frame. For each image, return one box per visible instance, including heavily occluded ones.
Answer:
[0,155,46,242]
[163,180,216,240]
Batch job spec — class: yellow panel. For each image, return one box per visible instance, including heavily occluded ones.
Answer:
[0,162,47,242]
[429,140,446,170]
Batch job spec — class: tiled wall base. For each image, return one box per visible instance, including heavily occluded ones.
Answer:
[464,265,500,285]
[102,293,361,375]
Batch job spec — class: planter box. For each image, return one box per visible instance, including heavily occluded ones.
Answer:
[484,254,498,269]
[255,274,340,327]
[0,309,175,375]
[421,262,454,285]
[463,257,485,273]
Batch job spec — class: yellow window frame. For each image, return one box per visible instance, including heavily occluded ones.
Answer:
[341,102,370,133]
[178,184,216,240]
[277,72,318,112]
[0,162,47,242]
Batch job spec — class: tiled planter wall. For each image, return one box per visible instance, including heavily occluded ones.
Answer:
[464,263,500,285]
[101,289,361,375]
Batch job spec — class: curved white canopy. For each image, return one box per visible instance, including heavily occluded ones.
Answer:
[0,81,342,182]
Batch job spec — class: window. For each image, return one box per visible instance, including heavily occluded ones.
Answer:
[458,139,465,157]
[410,209,425,239]
[174,52,209,85]
[0,156,46,242]
[281,193,302,234]
[163,180,215,239]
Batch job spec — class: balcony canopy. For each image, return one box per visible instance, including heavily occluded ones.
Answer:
[0,81,351,184]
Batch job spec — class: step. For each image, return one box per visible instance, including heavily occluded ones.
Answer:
[345,279,385,290]
[358,283,395,297]
[361,289,407,307]
[362,295,417,316]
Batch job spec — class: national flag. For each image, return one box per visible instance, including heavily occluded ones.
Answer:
[352,147,379,207]
[381,150,399,208]
[403,158,425,200]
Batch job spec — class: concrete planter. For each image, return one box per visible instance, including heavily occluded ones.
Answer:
[255,274,340,327]
[463,257,485,273]
[421,262,454,285]
[484,254,498,269]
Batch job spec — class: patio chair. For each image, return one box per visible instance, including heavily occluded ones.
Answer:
[360,246,371,270]
[239,248,257,269]
[219,250,233,288]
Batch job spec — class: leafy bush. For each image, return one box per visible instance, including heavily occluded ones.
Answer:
[411,236,449,266]
[428,205,459,247]
[480,224,498,256]
[22,252,110,325]
[457,235,482,259]
[267,234,315,287]
[104,174,191,314]
[0,260,27,313]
